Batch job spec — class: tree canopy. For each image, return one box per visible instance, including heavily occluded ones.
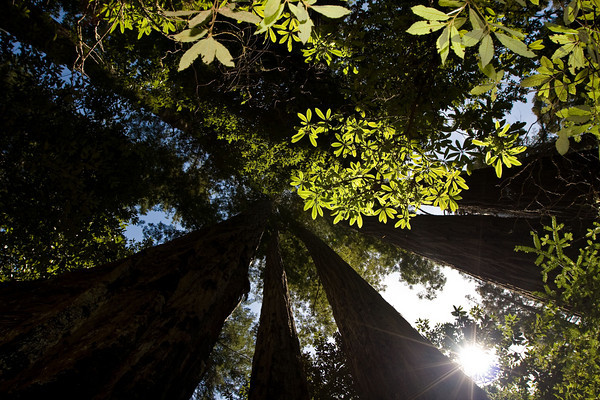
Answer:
[1,0,599,398]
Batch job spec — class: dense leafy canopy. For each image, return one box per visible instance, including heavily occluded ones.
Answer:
[1,0,599,398]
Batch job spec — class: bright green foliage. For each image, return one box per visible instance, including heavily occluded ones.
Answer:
[99,0,352,70]
[511,219,600,399]
[406,1,536,67]
[419,220,600,398]
[97,0,179,37]
[472,121,526,177]
[290,108,469,228]
[407,0,600,156]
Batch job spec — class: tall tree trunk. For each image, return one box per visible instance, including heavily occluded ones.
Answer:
[460,149,600,219]
[294,224,489,400]
[356,215,590,299]
[0,207,268,400]
[249,231,310,400]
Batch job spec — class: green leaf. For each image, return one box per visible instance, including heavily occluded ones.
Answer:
[214,39,235,67]
[469,8,484,30]
[463,29,484,47]
[439,0,465,6]
[479,34,494,67]
[554,80,568,101]
[288,2,309,22]
[218,8,261,24]
[552,43,576,59]
[556,133,570,155]
[564,0,579,24]
[492,23,525,40]
[298,18,314,44]
[436,26,450,63]
[172,28,208,42]
[256,3,284,33]
[546,23,579,34]
[495,160,503,178]
[188,10,212,27]
[450,25,464,58]
[311,5,352,19]
[470,83,495,95]
[494,32,535,57]
[407,20,447,35]
[264,0,281,19]
[411,5,450,21]
[521,74,550,87]
[178,37,215,71]
[164,10,201,17]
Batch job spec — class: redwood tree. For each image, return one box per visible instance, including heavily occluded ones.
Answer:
[0,207,268,400]
[294,223,489,400]
[249,231,310,400]
[356,214,592,300]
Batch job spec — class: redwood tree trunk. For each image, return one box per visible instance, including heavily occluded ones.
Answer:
[356,215,590,299]
[460,149,600,219]
[294,224,489,400]
[0,207,268,400]
[249,232,310,400]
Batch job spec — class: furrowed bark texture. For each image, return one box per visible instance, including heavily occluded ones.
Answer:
[460,150,600,219]
[294,225,489,400]
[0,208,268,400]
[356,215,591,298]
[249,232,310,400]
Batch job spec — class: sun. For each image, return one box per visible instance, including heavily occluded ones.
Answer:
[457,344,498,383]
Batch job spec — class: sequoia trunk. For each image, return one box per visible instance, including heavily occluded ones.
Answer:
[294,224,489,400]
[0,207,268,400]
[357,214,590,299]
[249,232,310,400]
[460,149,600,219]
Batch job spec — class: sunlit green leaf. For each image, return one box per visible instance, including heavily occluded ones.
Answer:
[188,10,212,27]
[407,20,447,35]
[172,28,208,42]
[479,34,494,67]
[411,5,450,21]
[311,5,352,19]
[218,7,261,24]
[494,32,535,57]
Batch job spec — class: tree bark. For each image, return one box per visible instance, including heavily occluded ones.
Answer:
[0,206,268,400]
[294,224,489,400]
[460,149,600,219]
[249,231,310,400]
[356,214,591,299]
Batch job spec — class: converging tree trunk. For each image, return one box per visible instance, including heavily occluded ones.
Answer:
[356,214,591,299]
[0,207,268,400]
[294,224,489,400]
[249,231,310,400]
[460,149,600,219]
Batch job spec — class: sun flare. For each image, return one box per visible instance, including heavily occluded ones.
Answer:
[458,344,497,383]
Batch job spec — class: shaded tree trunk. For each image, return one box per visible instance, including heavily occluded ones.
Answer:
[294,224,489,400]
[460,149,600,219]
[0,207,268,400]
[356,215,591,299]
[249,231,310,400]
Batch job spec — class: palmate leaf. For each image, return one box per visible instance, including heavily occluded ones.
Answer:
[178,36,234,71]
